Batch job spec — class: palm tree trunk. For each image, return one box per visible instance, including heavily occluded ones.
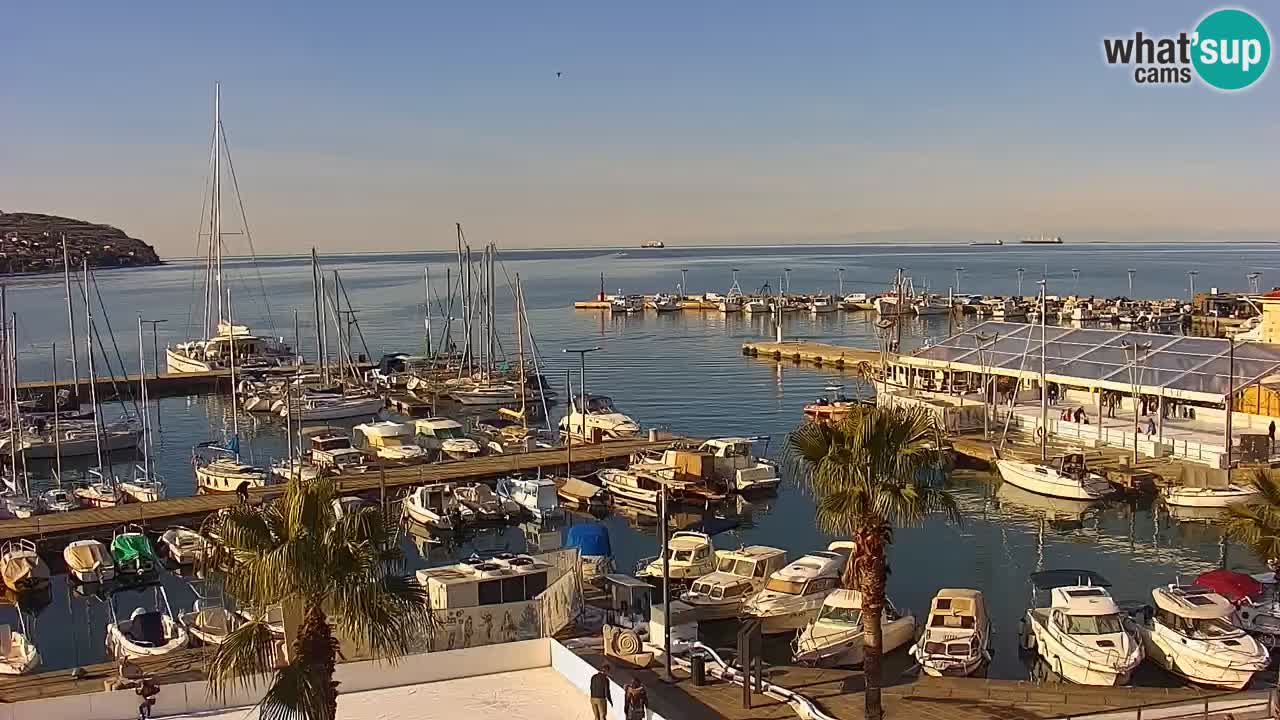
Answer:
[857,527,887,720]
[296,603,340,720]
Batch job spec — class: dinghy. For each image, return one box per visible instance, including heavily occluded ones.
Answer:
[111,525,159,583]
[0,540,49,593]
[63,539,115,584]
[106,585,189,659]
[158,527,208,566]
[0,601,39,674]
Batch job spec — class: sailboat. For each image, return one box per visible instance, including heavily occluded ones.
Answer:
[166,83,293,374]
[118,318,166,504]
[72,264,130,509]
[0,304,38,518]
[995,282,1111,501]
[193,289,270,494]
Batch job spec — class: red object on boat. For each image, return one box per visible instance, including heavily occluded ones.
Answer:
[1194,569,1264,603]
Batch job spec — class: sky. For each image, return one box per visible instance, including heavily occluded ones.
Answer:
[2,2,1278,256]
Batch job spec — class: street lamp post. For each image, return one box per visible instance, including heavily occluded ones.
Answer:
[563,346,601,441]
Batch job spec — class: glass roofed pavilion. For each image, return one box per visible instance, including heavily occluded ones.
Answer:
[884,321,1280,468]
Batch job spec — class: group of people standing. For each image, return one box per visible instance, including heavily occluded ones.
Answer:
[591,664,649,720]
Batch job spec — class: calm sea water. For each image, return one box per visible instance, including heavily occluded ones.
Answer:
[2,242,1274,682]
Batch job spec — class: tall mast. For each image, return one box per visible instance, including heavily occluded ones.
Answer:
[61,235,79,398]
[424,266,432,357]
[213,81,224,330]
[84,260,104,473]
[51,342,62,486]
[137,317,151,481]
[1039,280,1047,463]
[227,288,240,454]
[311,249,324,383]
[515,274,527,426]
[9,315,26,498]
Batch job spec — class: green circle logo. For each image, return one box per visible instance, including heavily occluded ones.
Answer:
[1193,8,1271,90]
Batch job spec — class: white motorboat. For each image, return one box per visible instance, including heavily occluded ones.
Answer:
[914,295,951,316]
[793,590,915,667]
[63,539,115,584]
[718,295,743,313]
[1019,570,1142,686]
[684,437,780,494]
[652,293,681,312]
[0,602,40,675]
[15,420,141,458]
[996,453,1111,501]
[809,295,837,314]
[193,444,271,494]
[402,483,460,532]
[181,599,239,646]
[743,543,852,634]
[496,475,562,521]
[1161,483,1259,508]
[39,487,79,512]
[1134,584,1269,689]
[597,467,666,506]
[283,393,383,421]
[681,546,788,620]
[910,588,992,677]
[453,483,520,523]
[303,430,368,472]
[353,421,428,462]
[559,395,640,442]
[106,585,190,659]
[636,531,716,583]
[414,417,481,460]
[742,298,770,314]
[158,527,208,566]
[0,540,49,593]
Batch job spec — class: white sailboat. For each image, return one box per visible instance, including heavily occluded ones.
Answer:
[166,83,293,374]
[118,318,166,504]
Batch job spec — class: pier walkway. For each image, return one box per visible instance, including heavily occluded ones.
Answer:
[741,340,882,369]
[0,438,667,546]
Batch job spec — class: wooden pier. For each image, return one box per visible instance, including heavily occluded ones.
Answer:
[0,438,670,547]
[740,340,881,370]
[17,362,373,401]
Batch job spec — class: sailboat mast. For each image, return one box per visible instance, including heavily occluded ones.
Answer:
[424,266,432,357]
[1039,280,1047,463]
[51,342,61,485]
[9,316,25,498]
[84,260,103,473]
[311,249,324,384]
[515,274,526,426]
[213,81,224,329]
[227,288,240,451]
[62,235,79,398]
[137,317,150,481]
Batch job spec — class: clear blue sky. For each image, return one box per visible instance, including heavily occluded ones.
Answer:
[2,1,1276,255]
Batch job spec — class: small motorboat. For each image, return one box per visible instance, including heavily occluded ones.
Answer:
[158,527,208,566]
[808,295,838,314]
[63,539,115,584]
[180,583,239,646]
[682,437,781,494]
[0,540,49,593]
[743,543,853,634]
[1019,570,1143,686]
[1133,584,1269,689]
[414,418,482,460]
[496,475,562,522]
[39,487,79,512]
[353,421,428,462]
[1161,482,1259,508]
[564,524,614,586]
[910,588,992,677]
[559,395,641,442]
[453,483,520,523]
[0,601,40,674]
[680,546,788,620]
[793,590,916,667]
[106,585,190,659]
[401,483,461,532]
[636,532,716,584]
[553,475,610,511]
[652,293,681,312]
[111,525,159,583]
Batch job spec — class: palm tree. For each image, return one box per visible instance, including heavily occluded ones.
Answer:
[786,405,959,720]
[200,477,433,720]
[1225,470,1280,569]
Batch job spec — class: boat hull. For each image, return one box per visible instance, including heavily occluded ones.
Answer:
[165,348,214,374]
[996,460,1107,501]
[1162,487,1259,508]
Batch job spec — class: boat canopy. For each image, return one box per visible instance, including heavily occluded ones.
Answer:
[566,524,612,557]
[823,589,864,609]
[355,421,414,439]
[1153,585,1235,619]
[1194,570,1264,604]
[1030,569,1110,591]
[111,534,157,564]
[927,588,986,629]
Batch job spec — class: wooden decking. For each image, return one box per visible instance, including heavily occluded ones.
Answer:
[741,340,882,369]
[1,438,668,546]
[16,362,372,401]
[0,648,209,703]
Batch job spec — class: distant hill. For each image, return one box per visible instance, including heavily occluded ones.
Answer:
[0,211,161,275]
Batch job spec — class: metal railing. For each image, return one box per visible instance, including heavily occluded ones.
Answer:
[1057,689,1271,720]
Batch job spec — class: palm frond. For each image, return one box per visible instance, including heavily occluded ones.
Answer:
[257,658,334,720]
[330,574,434,660]
[205,618,284,701]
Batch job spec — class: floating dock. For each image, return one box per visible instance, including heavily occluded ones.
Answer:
[16,362,373,401]
[0,438,670,547]
[740,340,881,369]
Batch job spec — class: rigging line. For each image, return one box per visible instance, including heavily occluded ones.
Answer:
[335,273,373,363]
[219,121,279,340]
[76,269,138,417]
[997,327,1036,451]
[185,127,218,342]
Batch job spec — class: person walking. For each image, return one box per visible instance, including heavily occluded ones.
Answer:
[624,676,649,720]
[590,664,612,720]
[1270,420,1276,454]
[1146,417,1156,438]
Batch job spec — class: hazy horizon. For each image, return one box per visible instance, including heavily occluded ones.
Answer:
[4,2,1277,256]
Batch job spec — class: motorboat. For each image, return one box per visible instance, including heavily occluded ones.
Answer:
[283,392,383,421]
[39,487,79,512]
[353,421,428,462]
[597,466,666,506]
[793,590,916,667]
[402,483,461,532]
[809,295,837,314]
[181,598,239,646]
[652,293,681,312]
[496,475,562,522]
[635,531,716,584]
[910,589,992,677]
[0,540,49,593]
[565,524,614,586]
[106,585,190,659]
[117,465,166,504]
[414,418,482,460]
[1134,584,1269,689]
[553,475,610,511]
[559,395,640,442]
[610,293,644,314]
[1194,570,1280,651]
[13,419,141,459]
[683,437,780,494]
[193,444,271,493]
[680,546,788,620]
[913,295,951,316]
[742,298,770,314]
[303,430,368,472]
[1161,482,1259,508]
[167,321,294,375]
[623,458,728,506]
[0,601,40,674]
[742,543,852,634]
[63,539,115,584]
[111,525,159,583]
[1019,570,1142,686]
[158,527,208,566]
[991,301,1026,321]
[717,295,743,313]
[453,483,521,523]
[995,453,1111,501]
